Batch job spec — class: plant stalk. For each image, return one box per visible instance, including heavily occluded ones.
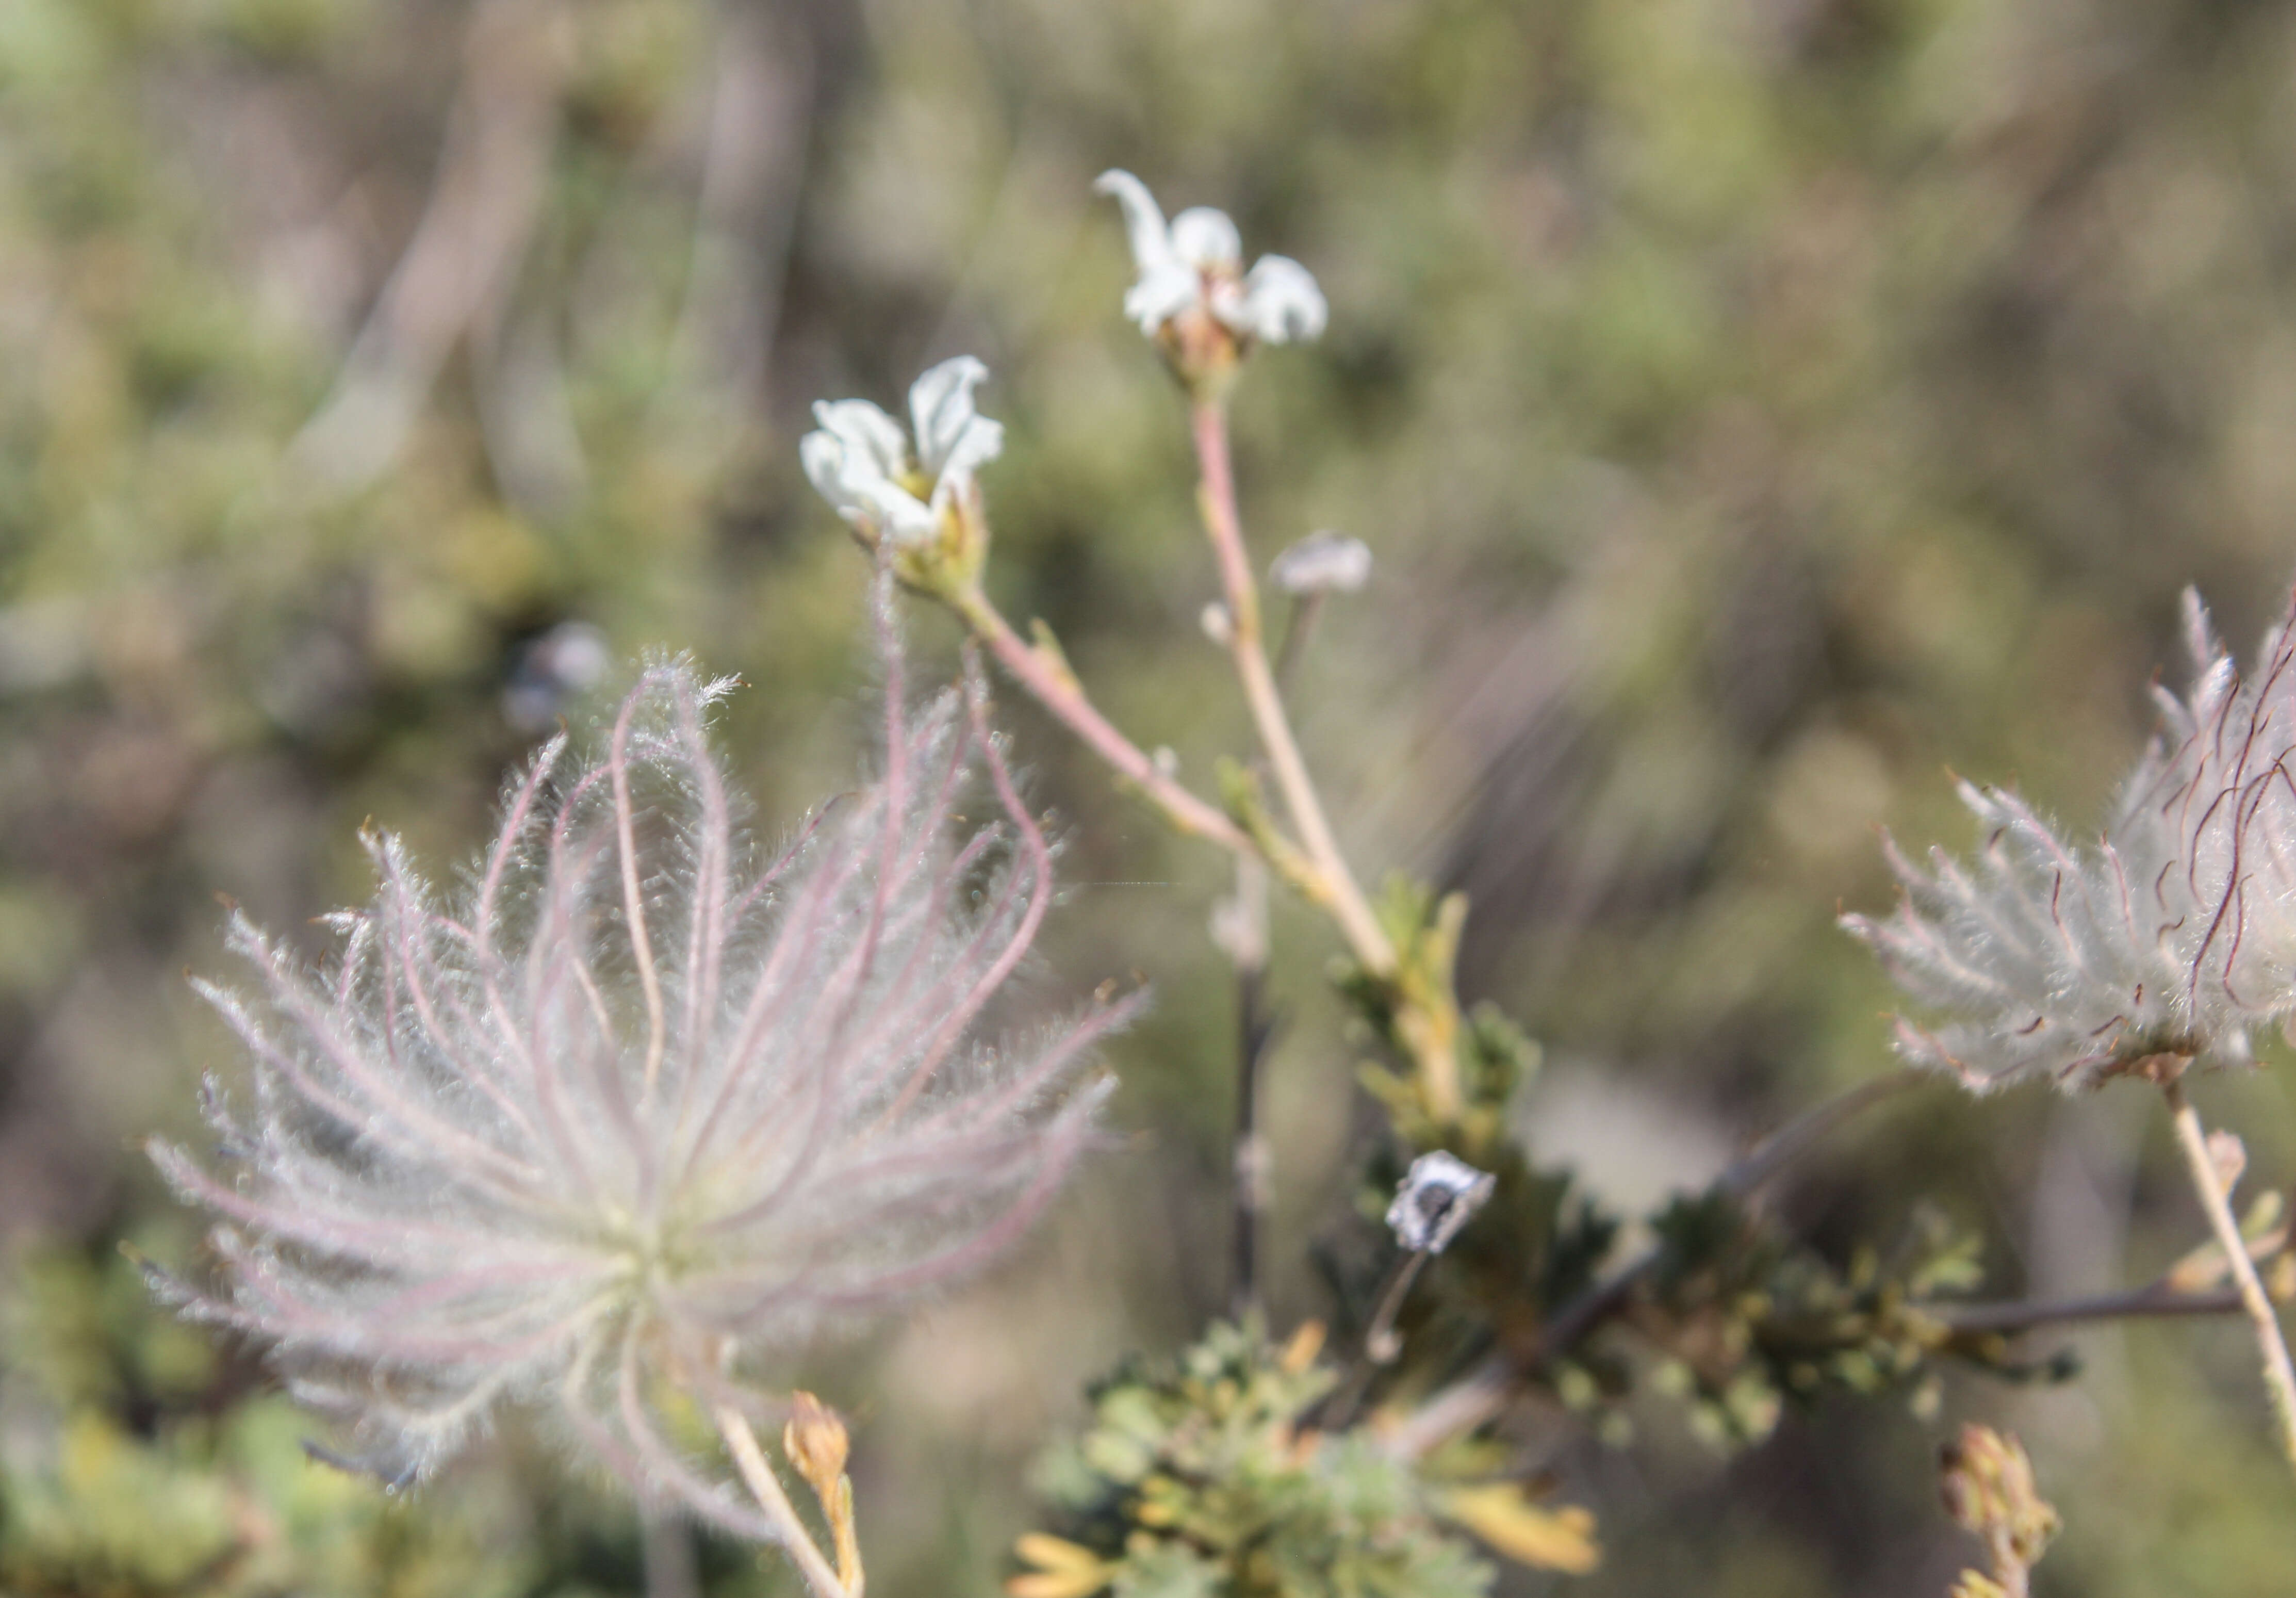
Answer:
[2162,1079,2296,1467]
[1189,400,1393,980]
[950,584,1253,854]
[716,1407,851,1598]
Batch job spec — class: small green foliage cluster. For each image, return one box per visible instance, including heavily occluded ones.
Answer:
[1620,1195,2035,1448]
[1323,870,2041,1462]
[0,1241,794,1598]
[1340,878,1619,1371]
[1022,1322,1495,1598]
[0,1243,534,1597]
[1941,1424,2059,1598]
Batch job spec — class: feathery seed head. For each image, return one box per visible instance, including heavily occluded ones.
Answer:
[151,609,1134,1536]
[1845,586,2296,1091]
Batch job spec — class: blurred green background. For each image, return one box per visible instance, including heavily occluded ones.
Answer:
[5,0,2296,1591]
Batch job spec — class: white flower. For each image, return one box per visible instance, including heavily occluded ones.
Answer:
[1093,170,1327,345]
[801,356,1004,547]
[1844,588,2296,1092]
[1386,1151,1495,1254]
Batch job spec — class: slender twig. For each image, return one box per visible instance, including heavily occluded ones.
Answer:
[2162,1079,2296,1466]
[1189,401,1396,985]
[1227,878,1275,1322]
[1383,1068,1928,1459]
[1223,600,1325,1324]
[1272,592,1325,687]
[949,584,1254,853]
[640,1508,699,1598]
[1721,1068,1933,1204]
[1924,1282,2259,1335]
[1365,1250,1433,1364]
[715,1407,850,1598]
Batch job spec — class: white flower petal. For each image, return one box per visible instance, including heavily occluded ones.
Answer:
[810,399,909,479]
[1123,261,1202,335]
[799,429,859,516]
[1169,206,1242,271]
[935,415,1004,491]
[1385,1151,1495,1254]
[802,422,935,542]
[1236,255,1328,343]
[908,356,997,477]
[1093,169,1178,275]
[865,479,938,545]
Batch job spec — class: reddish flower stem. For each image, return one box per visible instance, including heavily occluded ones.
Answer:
[949,584,1253,854]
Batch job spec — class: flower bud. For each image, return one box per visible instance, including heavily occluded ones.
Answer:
[783,1390,851,1499]
[1270,531,1371,597]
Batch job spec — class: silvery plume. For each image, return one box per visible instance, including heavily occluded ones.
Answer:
[1845,587,2296,1092]
[149,600,1134,1539]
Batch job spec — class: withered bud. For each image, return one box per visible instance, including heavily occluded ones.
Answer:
[784,1390,851,1497]
[1941,1423,2058,1574]
[2208,1127,2248,1193]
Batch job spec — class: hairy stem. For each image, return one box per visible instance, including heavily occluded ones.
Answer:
[949,584,1254,853]
[2162,1079,2296,1467]
[716,1407,850,1598]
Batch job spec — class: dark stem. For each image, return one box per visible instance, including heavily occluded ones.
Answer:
[1365,1249,1432,1364]
[1272,593,1323,688]
[1227,597,1317,1324]
[1924,1283,2256,1335]
[1230,961,1276,1322]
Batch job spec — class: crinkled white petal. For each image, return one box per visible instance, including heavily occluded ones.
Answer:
[867,482,939,545]
[799,429,853,513]
[1093,169,1178,276]
[800,425,934,542]
[1169,206,1243,271]
[799,428,883,524]
[908,356,1001,478]
[1235,255,1328,343]
[810,399,908,479]
[934,415,1003,493]
[1123,261,1203,335]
